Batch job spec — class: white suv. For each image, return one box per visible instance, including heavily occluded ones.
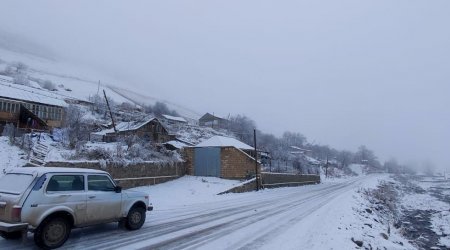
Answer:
[0,167,152,249]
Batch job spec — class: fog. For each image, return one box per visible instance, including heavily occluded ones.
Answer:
[1,0,449,171]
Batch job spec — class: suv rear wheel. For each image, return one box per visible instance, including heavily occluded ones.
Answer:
[125,206,146,230]
[34,216,71,249]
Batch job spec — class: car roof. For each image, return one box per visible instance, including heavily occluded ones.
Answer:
[7,167,108,176]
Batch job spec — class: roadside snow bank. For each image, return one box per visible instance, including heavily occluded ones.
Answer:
[131,176,241,209]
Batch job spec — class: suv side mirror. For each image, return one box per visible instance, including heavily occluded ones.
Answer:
[114,186,122,193]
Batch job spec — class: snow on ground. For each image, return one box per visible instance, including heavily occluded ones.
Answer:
[402,192,449,211]
[131,176,241,209]
[260,174,413,250]
[432,210,450,247]
[128,174,411,250]
[0,136,27,177]
[0,173,416,249]
[407,176,450,248]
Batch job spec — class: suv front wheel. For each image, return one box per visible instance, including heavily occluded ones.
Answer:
[125,206,146,230]
[34,216,71,249]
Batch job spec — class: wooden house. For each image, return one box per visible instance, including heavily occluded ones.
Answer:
[0,76,67,131]
[91,117,173,143]
[198,113,229,129]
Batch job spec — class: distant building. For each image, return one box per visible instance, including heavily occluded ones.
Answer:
[198,113,229,129]
[91,117,173,143]
[183,136,260,179]
[161,114,188,126]
[289,146,313,157]
[0,76,67,131]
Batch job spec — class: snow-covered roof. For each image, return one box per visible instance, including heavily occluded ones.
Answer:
[162,114,187,123]
[164,140,190,149]
[93,117,157,135]
[201,112,230,120]
[290,146,312,152]
[0,76,67,107]
[195,136,254,150]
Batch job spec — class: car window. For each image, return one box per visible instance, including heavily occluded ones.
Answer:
[0,173,34,195]
[46,175,85,192]
[88,175,115,191]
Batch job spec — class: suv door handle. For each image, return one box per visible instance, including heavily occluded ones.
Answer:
[88,196,96,199]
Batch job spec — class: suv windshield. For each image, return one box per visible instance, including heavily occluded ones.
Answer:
[0,173,34,195]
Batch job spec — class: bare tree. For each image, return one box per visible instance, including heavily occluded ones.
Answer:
[62,105,84,148]
[229,115,256,145]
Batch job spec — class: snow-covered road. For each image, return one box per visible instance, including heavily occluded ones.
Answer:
[1,175,379,250]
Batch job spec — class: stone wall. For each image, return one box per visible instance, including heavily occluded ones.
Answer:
[218,179,257,194]
[221,147,260,179]
[182,147,195,175]
[45,161,186,189]
[261,172,320,188]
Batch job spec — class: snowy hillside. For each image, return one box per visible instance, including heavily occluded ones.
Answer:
[0,46,200,120]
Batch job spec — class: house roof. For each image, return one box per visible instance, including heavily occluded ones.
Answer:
[93,117,159,135]
[162,114,187,123]
[195,136,254,150]
[164,140,190,149]
[0,75,67,107]
[199,112,230,121]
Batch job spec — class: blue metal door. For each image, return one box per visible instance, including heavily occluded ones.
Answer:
[194,147,221,177]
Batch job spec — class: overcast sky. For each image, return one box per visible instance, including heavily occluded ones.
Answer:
[1,0,450,171]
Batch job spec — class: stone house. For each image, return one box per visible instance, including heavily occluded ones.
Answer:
[183,136,260,179]
[91,117,173,143]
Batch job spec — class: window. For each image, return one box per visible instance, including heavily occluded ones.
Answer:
[46,175,85,192]
[0,173,34,195]
[6,102,10,112]
[88,175,115,191]
[49,107,54,120]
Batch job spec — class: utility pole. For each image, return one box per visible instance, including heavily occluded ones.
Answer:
[325,154,329,178]
[254,129,259,191]
[103,90,117,134]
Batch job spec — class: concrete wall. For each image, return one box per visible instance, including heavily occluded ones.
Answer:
[183,146,260,179]
[261,172,320,188]
[45,161,186,189]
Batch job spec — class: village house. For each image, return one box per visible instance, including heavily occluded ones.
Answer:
[198,112,230,129]
[161,114,188,126]
[0,76,67,132]
[90,117,173,143]
[183,136,261,179]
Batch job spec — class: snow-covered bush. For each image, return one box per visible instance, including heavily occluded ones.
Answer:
[40,80,56,91]
[72,145,113,160]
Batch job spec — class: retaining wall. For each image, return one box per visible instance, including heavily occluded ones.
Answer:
[45,161,186,189]
[261,172,320,188]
